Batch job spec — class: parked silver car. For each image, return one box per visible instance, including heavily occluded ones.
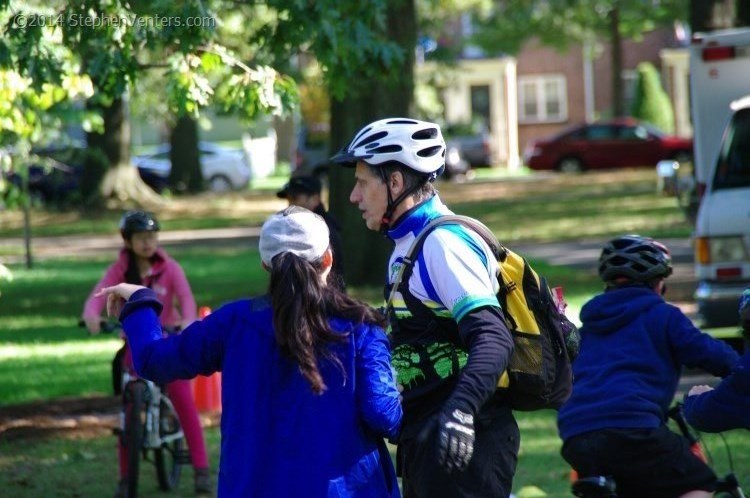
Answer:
[134,142,251,192]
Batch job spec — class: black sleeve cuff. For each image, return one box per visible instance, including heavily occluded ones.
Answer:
[119,288,164,322]
[447,306,514,414]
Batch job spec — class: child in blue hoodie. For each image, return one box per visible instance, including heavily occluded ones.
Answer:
[683,287,750,432]
[557,235,739,498]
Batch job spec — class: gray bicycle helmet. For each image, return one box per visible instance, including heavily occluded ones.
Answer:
[330,118,446,176]
[119,210,160,239]
[598,235,673,284]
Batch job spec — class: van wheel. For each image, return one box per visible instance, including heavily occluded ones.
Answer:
[557,157,584,173]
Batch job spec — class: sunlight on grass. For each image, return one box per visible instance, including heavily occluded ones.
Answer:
[0,339,121,360]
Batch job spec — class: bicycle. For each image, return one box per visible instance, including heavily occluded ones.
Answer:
[81,320,191,498]
[571,403,745,498]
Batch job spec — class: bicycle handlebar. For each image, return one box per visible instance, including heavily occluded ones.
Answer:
[667,403,699,445]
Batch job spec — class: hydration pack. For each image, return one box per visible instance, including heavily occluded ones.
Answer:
[387,215,580,411]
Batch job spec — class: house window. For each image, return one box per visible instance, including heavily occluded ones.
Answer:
[518,75,567,124]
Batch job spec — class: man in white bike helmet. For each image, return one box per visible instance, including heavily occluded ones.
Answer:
[332,118,517,498]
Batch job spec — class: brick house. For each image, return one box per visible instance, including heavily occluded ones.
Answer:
[425,27,683,168]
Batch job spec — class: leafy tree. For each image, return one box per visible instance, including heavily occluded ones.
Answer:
[0,47,99,266]
[472,0,687,117]
[630,62,674,134]
[329,0,417,286]
[2,0,401,200]
[1,0,402,269]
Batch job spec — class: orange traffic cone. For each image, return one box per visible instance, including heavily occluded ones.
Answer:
[192,306,222,413]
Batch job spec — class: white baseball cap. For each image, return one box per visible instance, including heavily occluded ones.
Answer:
[259,207,330,267]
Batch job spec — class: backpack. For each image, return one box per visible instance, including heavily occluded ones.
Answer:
[386,214,580,411]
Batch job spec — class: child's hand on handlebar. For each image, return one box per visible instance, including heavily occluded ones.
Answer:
[96,283,148,317]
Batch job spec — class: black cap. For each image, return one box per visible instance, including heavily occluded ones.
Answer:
[276,175,322,199]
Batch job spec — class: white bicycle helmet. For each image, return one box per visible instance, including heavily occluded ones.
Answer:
[331,118,446,175]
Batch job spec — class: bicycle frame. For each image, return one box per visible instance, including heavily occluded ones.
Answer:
[120,371,185,449]
[81,318,196,497]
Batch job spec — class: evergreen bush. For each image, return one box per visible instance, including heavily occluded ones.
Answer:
[631,62,675,134]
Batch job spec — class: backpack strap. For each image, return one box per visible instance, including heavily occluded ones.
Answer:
[386,215,506,312]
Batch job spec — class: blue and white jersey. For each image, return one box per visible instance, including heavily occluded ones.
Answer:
[387,195,501,322]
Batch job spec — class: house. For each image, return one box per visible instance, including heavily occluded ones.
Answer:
[418,57,519,168]
[422,27,683,169]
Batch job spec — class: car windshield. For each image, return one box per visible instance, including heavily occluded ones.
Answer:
[713,108,750,191]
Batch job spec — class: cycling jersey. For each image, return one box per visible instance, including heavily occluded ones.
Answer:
[386,195,510,434]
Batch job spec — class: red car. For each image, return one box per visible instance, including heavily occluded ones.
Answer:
[523,119,693,173]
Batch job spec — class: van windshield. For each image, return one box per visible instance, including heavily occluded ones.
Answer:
[713,108,750,191]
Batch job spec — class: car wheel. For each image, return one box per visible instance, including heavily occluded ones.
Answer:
[557,157,584,173]
[208,175,233,193]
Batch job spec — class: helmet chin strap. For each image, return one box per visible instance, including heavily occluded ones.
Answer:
[377,169,430,234]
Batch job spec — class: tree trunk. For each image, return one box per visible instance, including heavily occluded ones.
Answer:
[610,4,624,117]
[82,97,131,205]
[169,116,203,193]
[85,96,163,206]
[328,0,417,287]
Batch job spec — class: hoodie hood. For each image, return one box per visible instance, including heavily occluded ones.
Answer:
[580,286,664,335]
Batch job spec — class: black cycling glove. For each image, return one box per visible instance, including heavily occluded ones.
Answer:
[436,406,475,473]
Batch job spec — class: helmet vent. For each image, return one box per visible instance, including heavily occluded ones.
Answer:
[353,131,388,150]
[387,119,419,125]
[370,145,402,154]
[412,128,439,140]
[417,145,443,158]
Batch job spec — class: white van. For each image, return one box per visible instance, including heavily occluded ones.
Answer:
[693,95,750,327]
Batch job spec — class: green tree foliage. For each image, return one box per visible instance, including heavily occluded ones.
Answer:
[0,0,401,197]
[630,62,674,134]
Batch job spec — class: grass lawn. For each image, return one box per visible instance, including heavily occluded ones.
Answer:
[1,411,747,497]
[2,167,736,497]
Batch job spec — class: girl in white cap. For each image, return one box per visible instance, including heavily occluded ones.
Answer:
[95,206,403,498]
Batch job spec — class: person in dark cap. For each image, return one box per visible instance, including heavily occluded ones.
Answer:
[277,175,345,289]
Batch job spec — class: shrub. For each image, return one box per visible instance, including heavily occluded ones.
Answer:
[631,62,675,134]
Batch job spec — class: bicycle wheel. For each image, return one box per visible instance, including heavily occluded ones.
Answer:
[154,397,184,491]
[125,381,148,498]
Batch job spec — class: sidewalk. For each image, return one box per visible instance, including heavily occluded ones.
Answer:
[0,226,263,263]
[2,229,698,303]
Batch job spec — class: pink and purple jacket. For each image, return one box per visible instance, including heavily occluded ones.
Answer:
[83,247,196,328]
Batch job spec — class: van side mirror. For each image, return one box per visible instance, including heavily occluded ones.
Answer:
[656,160,679,196]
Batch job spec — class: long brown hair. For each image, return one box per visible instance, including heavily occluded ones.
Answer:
[269,251,386,394]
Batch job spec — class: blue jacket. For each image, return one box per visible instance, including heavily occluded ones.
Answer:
[557,286,739,441]
[121,289,402,498]
[683,351,750,432]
